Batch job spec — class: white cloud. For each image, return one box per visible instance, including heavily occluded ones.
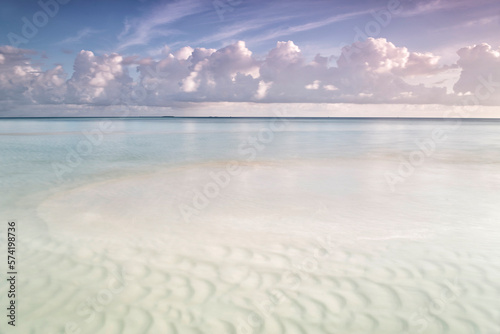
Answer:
[55,28,100,45]
[135,41,260,103]
[181,71,200,93]
[2,38,500,111]
[324,84,338,91]
[66,50,132,104]
[117,0,206,51]
[174,46,194,61]
[397,0,495,17]
[454,43,500,104]
[173,41,260,101]
[0,45,65,104]
[305,80,321,90]
[255,80,272,99]
[335,38,449,103]
[338,38,444,76]
[247,9,372,45]
[28,65,67,104]
[258,41,336,102]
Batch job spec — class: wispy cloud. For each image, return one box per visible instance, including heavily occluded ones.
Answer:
[398,0,498,17]
[117,0,209,51]
[462,15,499,27]
[435,15,499,32]
[193,16,294,46]
[55,28,100,45]
[246,9,372,45]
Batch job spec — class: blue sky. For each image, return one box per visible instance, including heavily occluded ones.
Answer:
[2,0,499,66]
[1,0,500,115]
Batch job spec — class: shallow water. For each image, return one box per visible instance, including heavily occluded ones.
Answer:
[1,118,499,333]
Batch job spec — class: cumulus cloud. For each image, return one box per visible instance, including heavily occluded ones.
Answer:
[454,43,500,104]
[28,65,67,104]
[1,38,500,111]
[0,46,38,102]
[259,41,338,102]
[338,38,446,75]
[136,41,260,103]
[66,50,132,104]
[335,38,448,103]
[188,41,260,100]
[0,45,66,105]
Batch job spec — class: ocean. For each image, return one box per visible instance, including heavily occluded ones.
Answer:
[0,117,499,333]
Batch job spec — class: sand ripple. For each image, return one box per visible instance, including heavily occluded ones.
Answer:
[8,230,499,334]
[12,162,499,333]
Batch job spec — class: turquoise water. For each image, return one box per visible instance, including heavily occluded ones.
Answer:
[1,118,499,237]
[1,118,500,334]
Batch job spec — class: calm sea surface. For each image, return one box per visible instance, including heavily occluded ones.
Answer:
[1,118,499,237]
[1,118,499,333]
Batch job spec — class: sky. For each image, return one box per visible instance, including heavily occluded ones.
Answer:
[0,0,500,116]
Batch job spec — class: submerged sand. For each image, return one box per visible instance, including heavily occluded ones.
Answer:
[8,161,498,333]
